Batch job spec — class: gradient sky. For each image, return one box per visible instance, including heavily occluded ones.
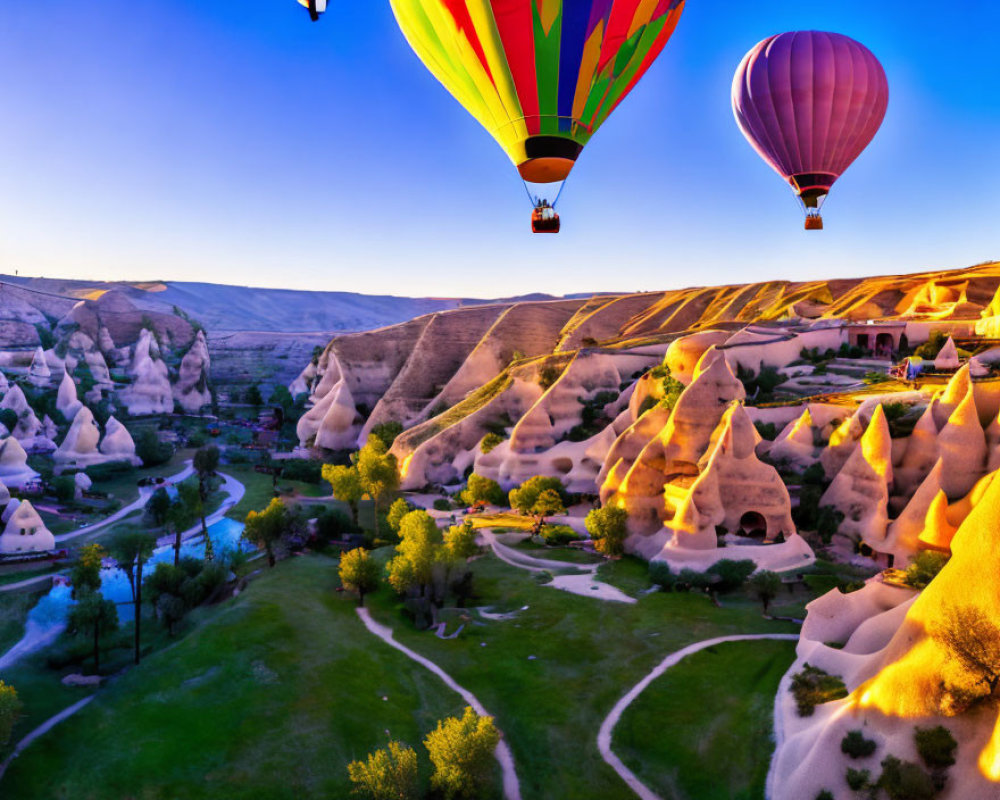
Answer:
[0,1,997,298]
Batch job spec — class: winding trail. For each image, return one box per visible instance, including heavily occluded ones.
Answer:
[479,530,635,604]
[0,695,95,781]
[355,607,522,800]
[598,633,800,800]
[154,470,246,548]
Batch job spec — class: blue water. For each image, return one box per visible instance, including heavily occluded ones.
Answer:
[25,517,249,627]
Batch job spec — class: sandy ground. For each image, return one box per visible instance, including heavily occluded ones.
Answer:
[598,633,801,800]
[480,530,635,604]
[355,607,521,800]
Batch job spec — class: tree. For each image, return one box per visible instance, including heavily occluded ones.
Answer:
[357,436,399,541]
[706,559,757,593]
[53,475,77,504]
[386,497,414,535]
[322,463,363,527]
[747,570,782,615]
[0,408,17,435]
[904,551,950,590]
[346,740,418,800]
[170,479,203,566]
[339,548,380,607]
[243,498,289,567]
[0,680,21,747]
[508,475,564,514]
[71,543,106,599]
[109,528,156,665]
[444,521,478,560]
[147,486,171,526]
[527,489,565,534]
[585,506,628,558]
[67,591,118,675]
[371,421,404,449]
[245,383,263,408]
[424,707,500,800]
[146,563,189,635]
[932,605,1000,710]
[135,428,174,467]
[193,445,220,559]
[461,474,505,508]
[387,510,443,596]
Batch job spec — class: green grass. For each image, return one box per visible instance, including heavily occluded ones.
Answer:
[223,464,331,522]
[0,566,57,587]
[89,449,195,506]
[363,552,799,799]
[1,557,499,800]
[513,540,604,565]
[613,639,796,800]
[0,588,46,654]
[597,556,656,596]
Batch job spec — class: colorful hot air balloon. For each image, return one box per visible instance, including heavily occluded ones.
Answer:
[732,31,889,231]
[390,0,685,233]
[298,0,327,21]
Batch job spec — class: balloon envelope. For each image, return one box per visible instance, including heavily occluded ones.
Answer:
[390,0,685,197]
[732,31,888,217]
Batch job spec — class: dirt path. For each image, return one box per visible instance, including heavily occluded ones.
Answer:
[598,633,800,800]
[154,470,246,548]
[0,695,95,782]
[355,607,522,800]
[479,530,635,604]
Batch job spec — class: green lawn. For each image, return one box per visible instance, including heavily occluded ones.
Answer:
[613,639,797,800]
[363,552,799,799]
[1,557,499,800]
[0,588,46,654]
[222,464,330,522]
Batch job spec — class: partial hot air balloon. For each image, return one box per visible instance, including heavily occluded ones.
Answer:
[298,0,327,21]
[732,31,889,231]
[390,0,685,233]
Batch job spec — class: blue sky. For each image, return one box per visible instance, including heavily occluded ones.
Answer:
[0,1,997,298]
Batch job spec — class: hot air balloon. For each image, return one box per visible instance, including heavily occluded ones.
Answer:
[390,0,685,233]
[732,31,888,231]
[298,0,327,21]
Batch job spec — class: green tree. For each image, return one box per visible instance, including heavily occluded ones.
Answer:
[424,707,500,800]
[386,497,414,535]
[0,408,17,435]
[904,550,950,590]
[323,463,363,527]
[108,529,156,665]
[508,476,565,520]
[0,680,22,747]
[67,591,118,675]
[145,562,190,635]
[371,421,404,449]
[242,497,289,567]
[357,436,399,541]
[461,474,505,508]
[339,548,381,607]
[53,475,77,504]
[480,432,504,454]
[193,445,220,559]
[346,740,418,800]
[70,543,106,598]
[747,570,782,615]
[585,506,629,557]
[387,510,443,596]
[527,489,565,534]
[245,383,263,408]
[134,428,174,467]
[147,486,171,526]
[932,604,1000,710]
[444,521,478,560]
[170,479,203,566]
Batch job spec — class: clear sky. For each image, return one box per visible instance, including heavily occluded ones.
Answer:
[0,1,997,298]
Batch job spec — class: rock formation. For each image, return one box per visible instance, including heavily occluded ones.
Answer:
[933,336,961,370]
[0,437,38,487]
[0,499,55,554]
[663,330,731,385]
[173,330,212,413]
[54,407,102,467]
[0,385,41,442]
[768,408,818,469]
[56,369,83,421]
[28,346,51,386]
[120,329,174,415]
[99,416,140,464]
[314,380,360,451]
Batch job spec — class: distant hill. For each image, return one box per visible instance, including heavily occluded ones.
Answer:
[0,276,572,333]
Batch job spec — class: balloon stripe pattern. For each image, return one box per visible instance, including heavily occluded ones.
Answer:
[732,31,889,195]
[391,0,685,169]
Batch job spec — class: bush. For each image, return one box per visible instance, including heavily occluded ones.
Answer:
[371,421,404,449]
[914,330,949,360]
[846,767,871,791]
[841,730,878,759]
[585,506,628,557]
[433,498,451,512]
[135,429,174,467]
[904,551,949,589]
[53,475,77,504]
[540,524,581,546]
[480,432,505,454]
[790,664,848,716]
[914,725,958,770]
[278,459,323,484]
[314,507,355,542]
[84,460,135,482]
[706,559,756,592]
[677,568,712,592]
[649,561,676,590]
[814,792,834,800]
[876,755,937,800]
[461,474,506,507]
[754,421,778,441]
[0,408,17,434]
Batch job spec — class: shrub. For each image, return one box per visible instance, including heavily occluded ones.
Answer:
[433,498,451,512]
[461,474,506,507]
[0,680,21,746]
[424,707,500,800]
[84,460,135,482]
[846,767,871,791]
[0,408,17,434]
[538,365,561,390]
[480,432,505,454]
[314,507,355,542]
[914,330,949,360]
[790,664,848,716]
[814,792,834,800]
[278,458,323,484]
[706,559,756,592]
[53,475,77,504]
[677,568,712,592]
[914,725,958,770]
[904,551,949,589]
[841,730,878,759]
[754,421,778,441]
[540,524,581,546]
[135,429,174,467]
[649,561,676,590]
[585,506,628,557]
[876,755,936,800]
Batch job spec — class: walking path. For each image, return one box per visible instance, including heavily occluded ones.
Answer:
[479,530,635,604]
[598,633,800,800]
[154,470,246,548]
[356,607,522,800]
[0,695,95,782]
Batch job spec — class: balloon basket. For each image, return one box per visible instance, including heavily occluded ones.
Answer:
[531,209,560,234]
[804,215,824,231]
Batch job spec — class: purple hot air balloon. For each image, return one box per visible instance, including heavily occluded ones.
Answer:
[732,31,889,230]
